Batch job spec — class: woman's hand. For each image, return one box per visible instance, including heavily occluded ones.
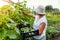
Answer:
[22,11,28,15]
[22,10,35,18]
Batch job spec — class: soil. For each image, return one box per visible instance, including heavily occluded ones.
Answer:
[51,32,60,40]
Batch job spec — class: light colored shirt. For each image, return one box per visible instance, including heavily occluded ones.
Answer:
[33,15,47,39]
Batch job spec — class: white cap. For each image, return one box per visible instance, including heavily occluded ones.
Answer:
[35,5,46,14]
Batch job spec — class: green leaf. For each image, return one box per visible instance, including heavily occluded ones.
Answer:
[0,27,7,40]
[7,30,17,39]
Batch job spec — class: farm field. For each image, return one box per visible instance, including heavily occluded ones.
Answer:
[0,0,60,40]
[47,14,60,40]
[47,14,60,22]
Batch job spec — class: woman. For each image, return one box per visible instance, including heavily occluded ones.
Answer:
[23,5,47,40]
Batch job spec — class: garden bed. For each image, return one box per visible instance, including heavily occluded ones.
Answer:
[51,32,60,40]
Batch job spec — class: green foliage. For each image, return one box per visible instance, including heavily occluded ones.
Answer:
[0,1,34,40]
[45,5,60,15]
[1,1,59,40]
[46,26,57,40]
[47,14,60,22]
[45,5,53,13]
[0,27,7,40]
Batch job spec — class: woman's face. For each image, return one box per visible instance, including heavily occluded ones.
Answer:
[37,14,45,18]
[36,12,45,17]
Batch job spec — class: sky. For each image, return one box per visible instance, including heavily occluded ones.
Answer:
[0,0,60,9]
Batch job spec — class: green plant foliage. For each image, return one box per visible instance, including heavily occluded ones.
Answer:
[0,1,34,40]
[1,1,58,40]
[46,26,57,40]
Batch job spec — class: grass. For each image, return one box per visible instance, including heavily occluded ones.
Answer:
[47,14,60,22]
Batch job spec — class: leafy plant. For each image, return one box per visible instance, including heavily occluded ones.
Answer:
[46,26,57,40]
[0,1,34,40]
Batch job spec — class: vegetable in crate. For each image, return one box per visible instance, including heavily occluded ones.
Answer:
[21,30,39,38]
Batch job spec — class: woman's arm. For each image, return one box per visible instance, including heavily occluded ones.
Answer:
[22,11,35,18]
[38,22,46,35]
